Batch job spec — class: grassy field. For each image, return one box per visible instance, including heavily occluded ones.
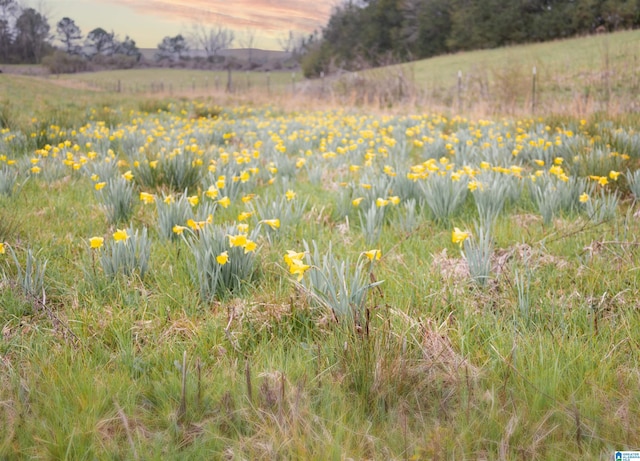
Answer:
[1,52,640,460]
[9,28,640,117]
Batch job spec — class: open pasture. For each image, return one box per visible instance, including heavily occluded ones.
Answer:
[2,69,640,459]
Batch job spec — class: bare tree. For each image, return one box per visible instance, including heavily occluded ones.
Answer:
[190,23,235,62]
[278,30,295,54]
[239,28,256,66]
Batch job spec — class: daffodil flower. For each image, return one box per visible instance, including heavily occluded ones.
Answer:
[113,229,129,242]
[95,182,106,191]
[452,227,470,246]
[172,225,187,235]
[352,197,364,207]
[228,234,247,248]
[218,196,231,208]
[164,195,175,204]
[216,251,229,265]
[288,258,310,281]
[188,195,199,206]
[243,240,257,253]
[609,170,620,181]
[0,242,5,254]
[376,198,389,207]
[363,249,381,261]
[122,170,134,181]
[285,189,296,201]
[579,193,589,203]
[205,186,219,199]
[261,219,280,229]
[284,250,306,266]
[89,237,104,249]
[237,223,249,233]
[238,211,253,221]
[140,192,155,204]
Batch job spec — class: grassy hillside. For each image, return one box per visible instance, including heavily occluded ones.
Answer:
[5,29,640,117]
[323,29,640,115]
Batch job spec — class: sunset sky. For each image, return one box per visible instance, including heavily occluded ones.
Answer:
[25,0,336,50]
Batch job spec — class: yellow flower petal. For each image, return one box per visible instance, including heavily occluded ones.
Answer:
[89,237,104,249]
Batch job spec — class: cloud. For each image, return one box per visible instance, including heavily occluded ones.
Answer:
[103,0,334,34]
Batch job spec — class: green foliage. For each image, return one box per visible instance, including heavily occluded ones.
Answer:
[0,165,19,196]
[94,176,136,225]
[301,240,383,320]
[99,225,151,280]
[41,50,89,74]
[186,224,259,303]
[312,0,640,71]
[462,223,493,286]
[3,245,47,299]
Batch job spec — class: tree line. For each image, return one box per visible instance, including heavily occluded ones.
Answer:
[301,0,640,77]
[0,0,141,68]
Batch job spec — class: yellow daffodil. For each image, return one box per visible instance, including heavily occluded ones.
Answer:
[140,192,155,204]
[188,195,199,206]
[579,193,589,203]
[452,227,470,246]
[237,223,249,233]
[122,170,134,181]
[284,250,306,266]
[288,258,310,281]
[609,170,620,181]
[95,182,106,191]
[205,185,219,199]
[388,196,400,205]
[228,234,247,248]
[89,237,104,249]
[172,225,187,235]
[164,194,175,204]
[113,229,129,242]
[285,189,296,201]
[261,218,280,229]
[598,176,608,186]
[363,249,381,261]
[241,193,256,203]
[218,196,231,208]
[243,240,257,253]
[216,251,229,265]
[352,197,364,207]
[238,211,253,221]
[0,242,5,254]
[376,198,389,207]
[31,166,41,174]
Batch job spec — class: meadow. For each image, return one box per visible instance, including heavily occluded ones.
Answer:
[2,34,640,459]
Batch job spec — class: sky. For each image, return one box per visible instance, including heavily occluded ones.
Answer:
[24,0,336,50]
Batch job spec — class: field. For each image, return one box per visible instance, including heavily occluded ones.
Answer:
[2,32,640,460]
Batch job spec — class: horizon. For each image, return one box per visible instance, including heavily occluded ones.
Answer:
[22,0,336,51]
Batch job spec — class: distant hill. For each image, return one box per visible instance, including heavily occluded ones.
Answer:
[139,48,291,68]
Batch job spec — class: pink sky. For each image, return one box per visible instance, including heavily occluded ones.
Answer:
[28,0,336,49]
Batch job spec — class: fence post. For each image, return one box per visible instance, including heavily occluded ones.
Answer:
[457,70,462,114]
[226,67,232,93]
[531,66,537,114]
